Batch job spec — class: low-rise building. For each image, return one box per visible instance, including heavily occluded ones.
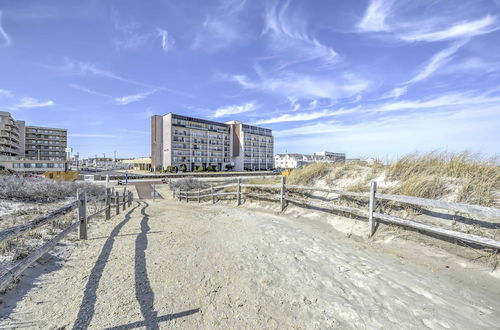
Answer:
[274,153,311,169]
[0,156,66,173]
[275,151,346,169]
[121,157,151,171]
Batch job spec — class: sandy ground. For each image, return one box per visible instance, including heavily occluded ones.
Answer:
[0,192,499,329]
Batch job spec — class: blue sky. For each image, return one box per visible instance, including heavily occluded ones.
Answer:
[0,0,499,160]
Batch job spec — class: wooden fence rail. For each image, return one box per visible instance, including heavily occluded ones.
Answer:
[0,187,134,292]
[174,179,500,251]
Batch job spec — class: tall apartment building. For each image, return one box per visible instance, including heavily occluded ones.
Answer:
[151,113,274,172]
[0,111,24,157]
[24,125,67,160]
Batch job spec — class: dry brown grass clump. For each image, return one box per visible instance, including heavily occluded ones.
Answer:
[390,175,450,200]
[388,151,499,207]
[388,151,498,181]
[287,162,332,185]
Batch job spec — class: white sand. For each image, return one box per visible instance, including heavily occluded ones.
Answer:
[0,194,499,329]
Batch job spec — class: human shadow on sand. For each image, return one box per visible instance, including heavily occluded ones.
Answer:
[72,203,140,329]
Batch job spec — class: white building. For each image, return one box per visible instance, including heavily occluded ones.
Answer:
[275,151,345,169]
[274,153,311,169]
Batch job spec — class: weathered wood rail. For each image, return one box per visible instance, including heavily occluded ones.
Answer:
[173,177,500,250]
[0,187,134,292]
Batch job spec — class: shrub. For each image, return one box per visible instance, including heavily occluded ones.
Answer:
[207,165,217,172]
[225,164,233,171]
[179,164,187,172]
[169,177,208,191]
[0,175,106,202]
[194,165,206,172]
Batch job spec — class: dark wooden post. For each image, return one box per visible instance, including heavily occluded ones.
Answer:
[198,189,201,203]
[105,188,111,220]
[280,176,286,212]
[368,181,377,237]
[237,178,241,206]
[211,184,215,204]
[77,189,87,240]
[123,187,126,211]
[116,191,120,215]
[178,189,181,201]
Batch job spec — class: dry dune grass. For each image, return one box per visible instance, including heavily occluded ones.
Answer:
[281,151,499,208]
[287,162,331,186]
[387,151,499,207]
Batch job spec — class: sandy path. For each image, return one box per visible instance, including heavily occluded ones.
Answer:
[0,197,499,329]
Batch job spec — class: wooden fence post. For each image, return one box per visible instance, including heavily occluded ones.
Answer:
[105,188,111,220]
[211,184,215,204]
[198,189,201,203]
[368,181,377,237]
[116,191,120,215]
[178,189,181,201]
[280,176,286,212]
[77,189,87,240]
[186,190,189,203]
[237,178,241,206]
[123,188,126,211]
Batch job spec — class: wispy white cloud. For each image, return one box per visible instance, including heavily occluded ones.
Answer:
[262,0,339,68]
[254,107,359,125]
[231,70,371,100]
[375,92,500,113]
[275,103,499,139]
[114,27,174,52]
[114,90,157,105]
[440,57,500,75]
[0,88,13,97]
[405,41,466,84]
[61,58,155,89]
[68,83,113,98]
[192,0,248,52]
[358,0,394,32]
[212,102,256,118]
[156,28,173,52]
[15,97,55,108]
[111,10,173,52]
[400,15,499,42]
[0,11,12,47]
[380,86,408,100]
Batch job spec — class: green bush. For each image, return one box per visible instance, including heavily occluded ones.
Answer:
[179,164,187,172]
[194,165,206,172]
[225,164,233,171]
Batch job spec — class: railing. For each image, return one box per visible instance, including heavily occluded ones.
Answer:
[0,187,134,292]
[173,177,500,250]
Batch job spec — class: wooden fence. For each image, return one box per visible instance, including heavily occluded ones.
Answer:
[0,187,134,292]
[174,177,500,250]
